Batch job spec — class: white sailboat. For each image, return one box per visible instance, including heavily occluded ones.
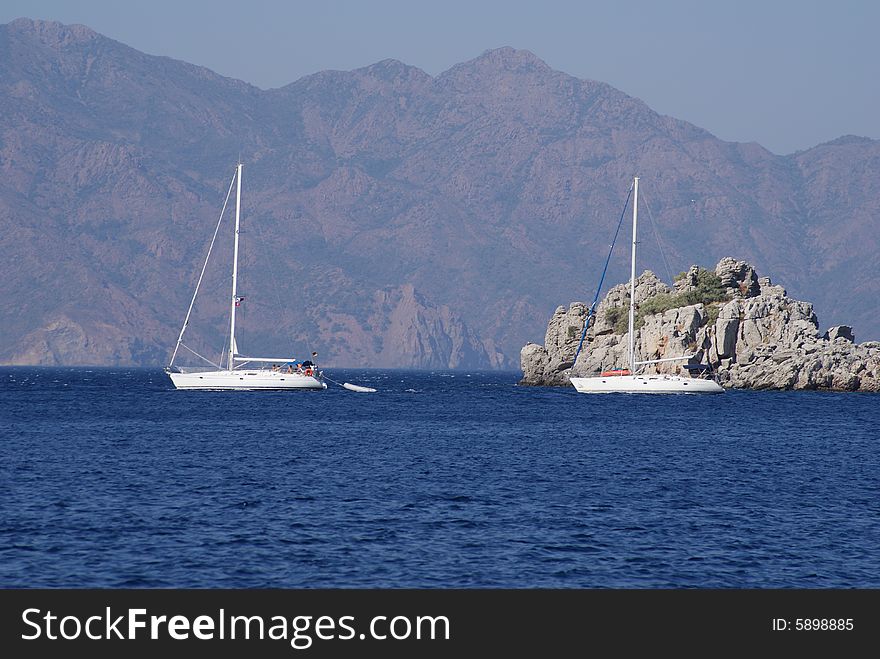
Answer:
[165,163,326,390]
[569,177,724,394]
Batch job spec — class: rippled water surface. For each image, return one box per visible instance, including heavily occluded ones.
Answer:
[1,367,878,588]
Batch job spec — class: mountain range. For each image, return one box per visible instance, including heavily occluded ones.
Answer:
[1,18,878,368]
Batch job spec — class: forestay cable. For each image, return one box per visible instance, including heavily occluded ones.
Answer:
[571,183,634,369]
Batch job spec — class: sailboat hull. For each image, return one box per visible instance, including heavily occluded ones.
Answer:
[568,177,724,395]
[570,374,723,394]
[168,370,326,390]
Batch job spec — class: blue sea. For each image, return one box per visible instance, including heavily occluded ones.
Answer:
[1,367,878,588]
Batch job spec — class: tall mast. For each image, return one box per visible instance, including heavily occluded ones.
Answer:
[228,163,243,370]
[628,176,639,373]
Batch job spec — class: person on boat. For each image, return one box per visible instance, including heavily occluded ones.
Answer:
[301,359,314,377]
[271,364,279,372]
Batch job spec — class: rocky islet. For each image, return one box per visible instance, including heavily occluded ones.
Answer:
[520,257,880,391]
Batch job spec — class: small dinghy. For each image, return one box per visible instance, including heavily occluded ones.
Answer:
[343,382,377,393]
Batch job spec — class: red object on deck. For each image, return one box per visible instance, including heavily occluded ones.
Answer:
[600,369,631,376]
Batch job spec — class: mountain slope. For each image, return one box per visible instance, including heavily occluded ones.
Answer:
[1,19,877,367]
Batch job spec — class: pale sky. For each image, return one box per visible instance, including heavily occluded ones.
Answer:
[2,0,877,155]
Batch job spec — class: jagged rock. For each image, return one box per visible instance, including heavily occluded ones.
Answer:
[715,257,760,298]
[519,342,550,386]
[365,284,492,368]
[639,304,706,373]
[757,276,786,297]
[521,257,880,392]
[543,303,588,362]
[715,300,740,358]
[832,371,860,391]
[591,272,670,336]
[321,284,495,368]
[771,350,797,363]
[672,265,700,294]
[824,325,854,343]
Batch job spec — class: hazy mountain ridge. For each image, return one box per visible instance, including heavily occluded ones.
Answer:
[1,18,877,367]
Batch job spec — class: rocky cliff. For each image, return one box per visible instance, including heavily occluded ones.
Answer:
[520,258,880,391]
